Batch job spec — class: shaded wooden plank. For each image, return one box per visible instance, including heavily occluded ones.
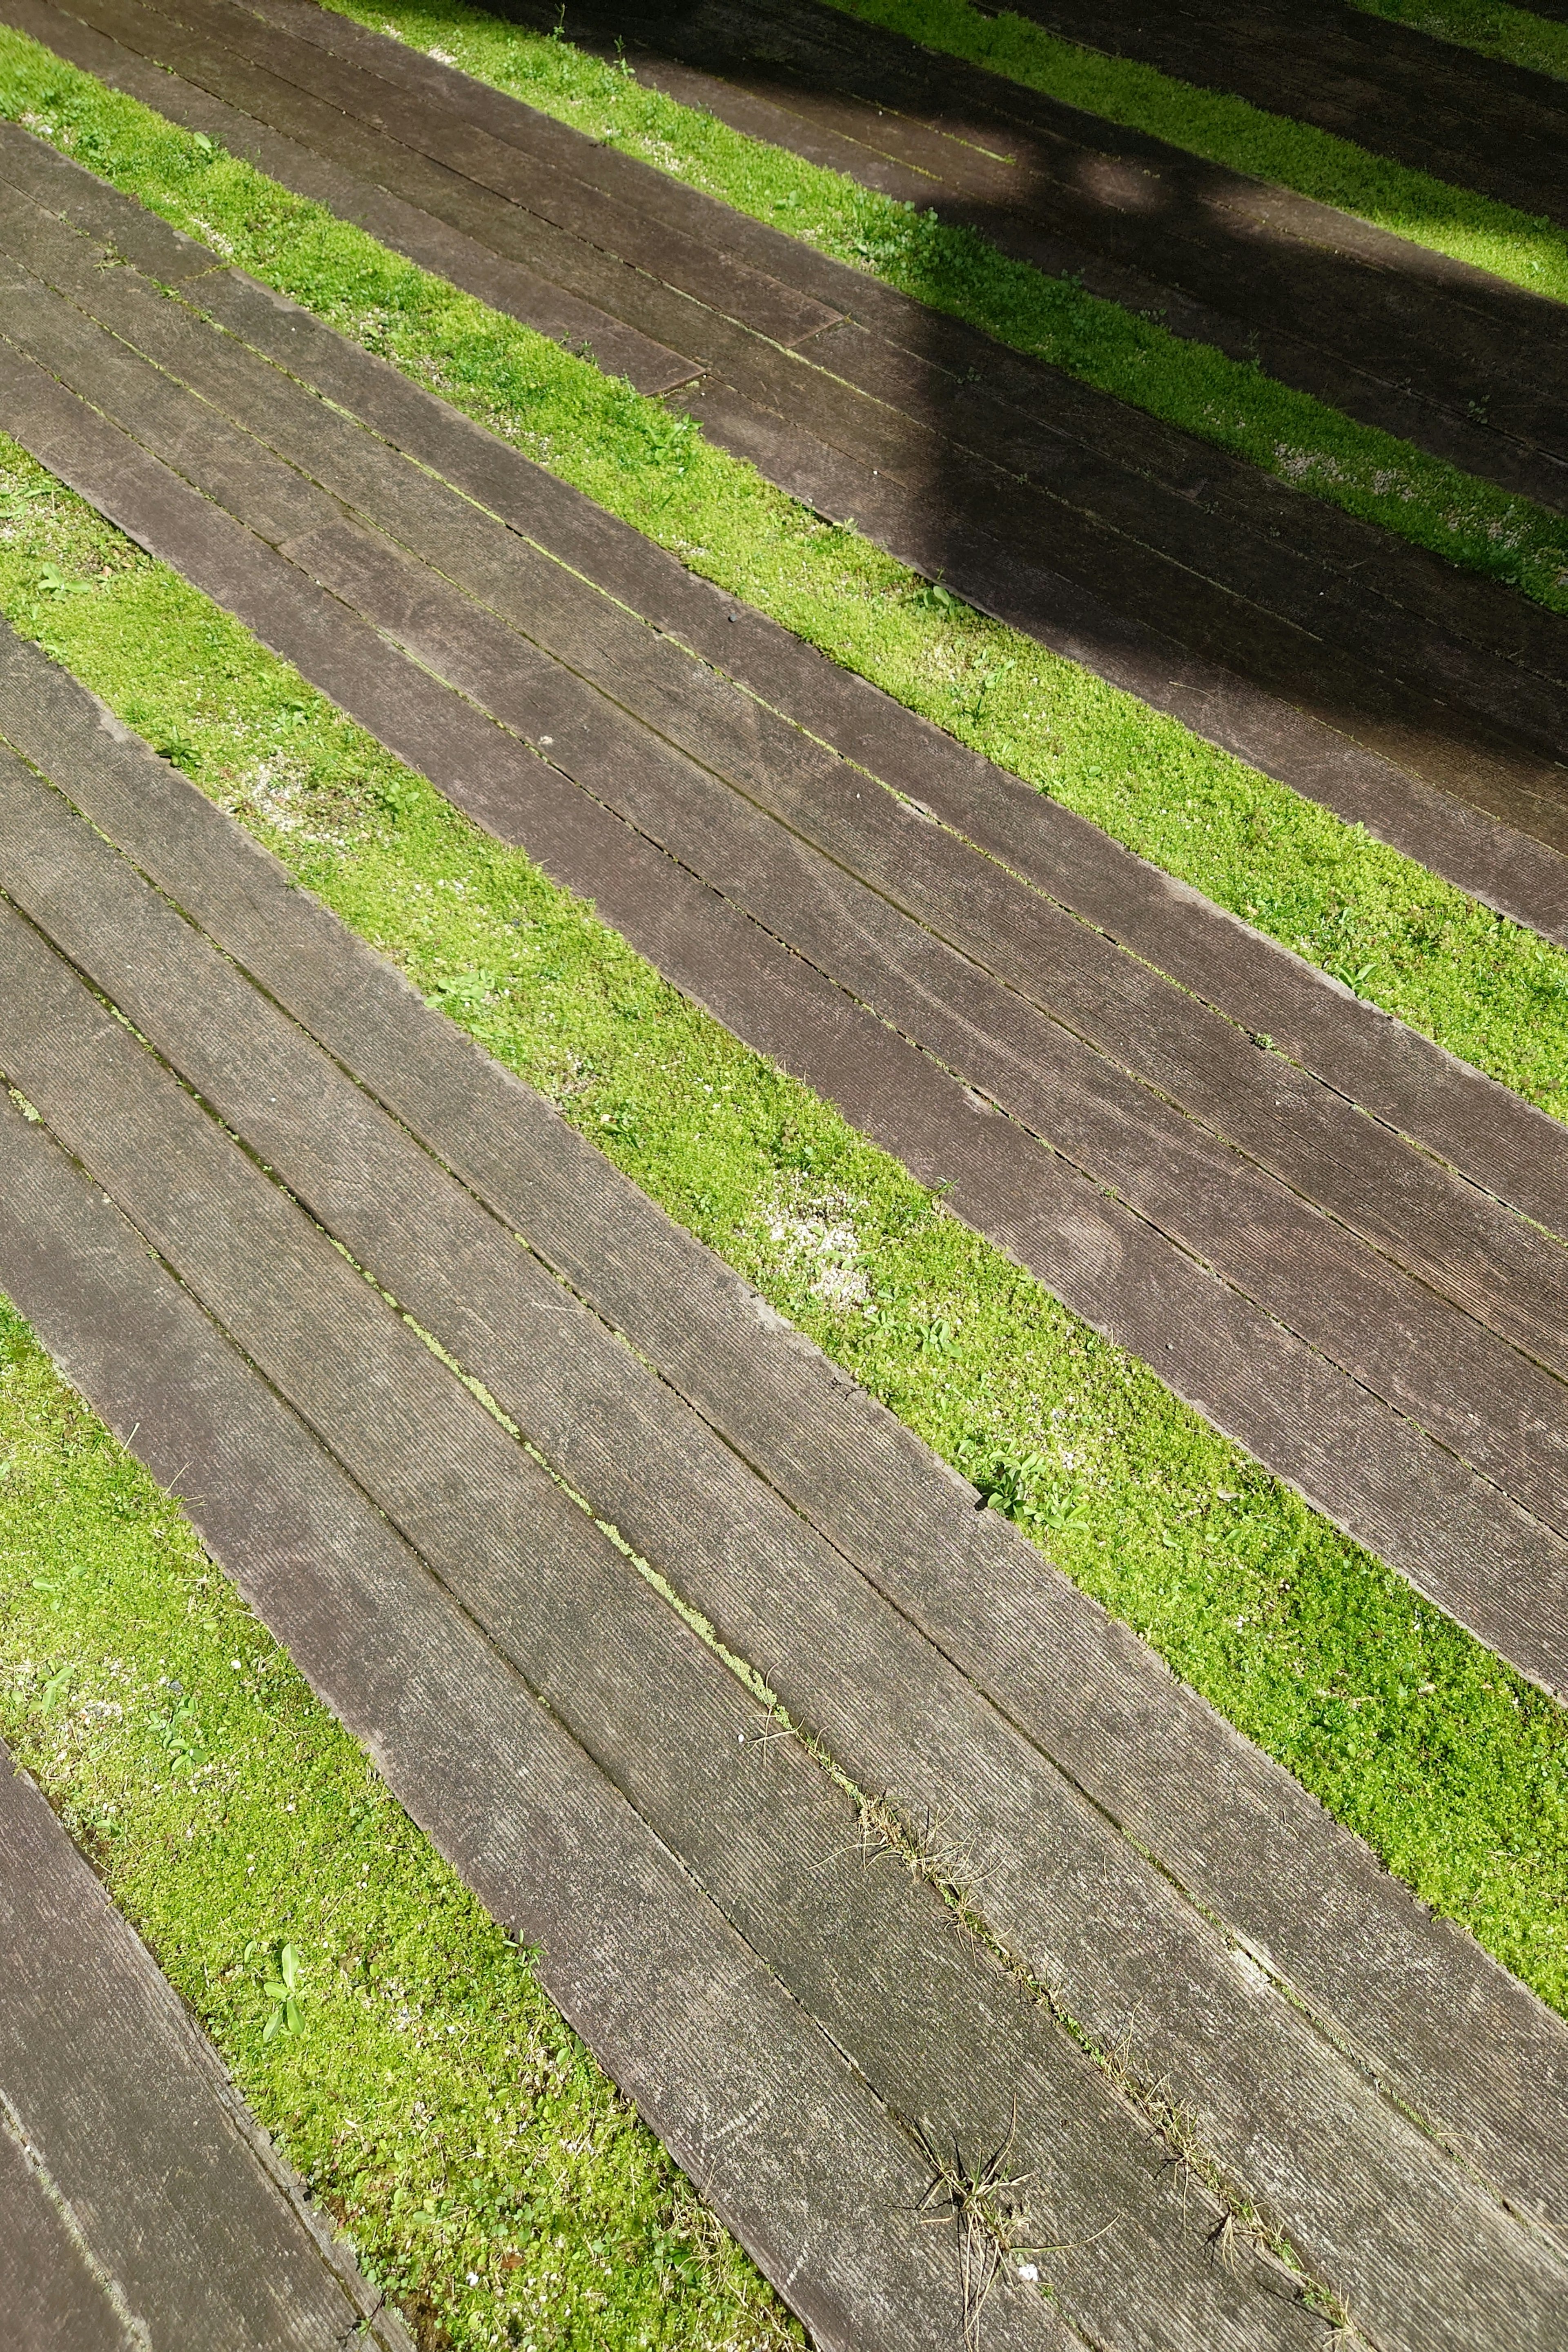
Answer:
[0,1122,1011,2352]
[15,0,1568,926]
[104,0,1568,748]
[9,739,1567,2345]
[126,0,1568,749]
[9,616,1566,2245]
[0,1749,408,2350]
[2,331,1566,1708]
[679,365,1568,923]
[1000,0,1568,224]
[0,932,1338,2352]
[494,0,1568,507]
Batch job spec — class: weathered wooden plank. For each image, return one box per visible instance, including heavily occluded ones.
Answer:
[0,1747,408,2350]
[8,614,1565,2246]
[29,0,808,376]
[9,735,1568,2345]
[3,329,1567,1712]
[679,365,1568,922]
[0,927,1340,2352]
[107,0,1568,761]
[15,0,1568,925]
[0,2116,138,2352]
[145,0,842,350]
[103,243,1568,1243]
[0,1120,1023,2352]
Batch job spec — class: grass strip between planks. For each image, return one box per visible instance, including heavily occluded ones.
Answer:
[1351,0,1568,85]
[318,0,1568,617]
[3,30,1568,1123]
[2,439,1566,2049]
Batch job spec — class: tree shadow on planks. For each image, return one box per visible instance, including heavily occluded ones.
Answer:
[506,0,1568,873]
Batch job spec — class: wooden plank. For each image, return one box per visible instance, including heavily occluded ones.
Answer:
[8,613,1566,2244]
[25,0,1568,753]
[0,1747,409,2350]
[0,931,1341,2352]
[14,1,1568,924]
[495,0,1568,510]
[145,0,842,350]
[0,2115,138,2352]
[4,326,1568,1707]
[10,239,1568,1561]
[124,0,1568,753]
[14,216,1566,1491]
[9,735,1568,2346]
[28,0,808,375]
[678,366,1568,919]
[0,1120,1018,2352]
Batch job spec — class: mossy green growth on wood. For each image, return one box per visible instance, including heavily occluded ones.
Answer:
[824,0,1568,298]
[2,441,1566,2034]
[1,42,1568,1120]
[0,1301,803,2352]
[314,0,1568,617]
[1352,0,1568,84]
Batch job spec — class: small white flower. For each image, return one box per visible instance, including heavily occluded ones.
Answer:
[1017,2262,1040,2282]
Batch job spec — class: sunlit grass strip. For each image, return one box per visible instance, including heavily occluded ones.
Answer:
[3,439,1566,2033]
[1352,0,1568,84]
[318,0,1568,615]
[4,31,1568,1121]
[822,0,1568,299]
[0,1303,802,2352]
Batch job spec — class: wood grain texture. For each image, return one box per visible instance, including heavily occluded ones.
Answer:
[8,734,1568,2346]
[0,1746,409,2350]
[6,617,1566,2253]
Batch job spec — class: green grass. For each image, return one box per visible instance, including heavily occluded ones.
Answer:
[0,1301,803,2352]
[824,0,1568,297]
[4,439,1567,2050]
[1353,0,1568,83]
[4,36,1568,1125]
[322,0,1568,617]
